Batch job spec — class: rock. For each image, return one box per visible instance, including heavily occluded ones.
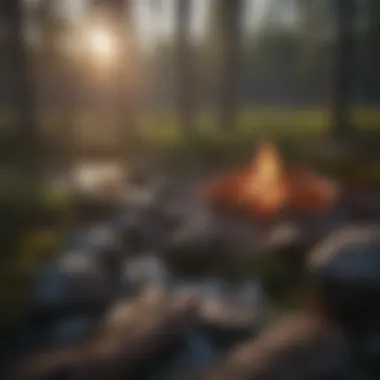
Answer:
[173,279,226,317]
[353,325,380,374]
[198,280,262,350]
[120,185,158,209]
[63,225,124,288]
[340,189,380,222]
[121,254,170,293]
[172,279,262,351]
[307,224,380,325]
[63,224,122,259]
[73,194,121,224]
[308,224,380,282]
[198,280,261,329]
[165,212,229,277]
[31,254,111,321]
[70,161,125,196]
[297,208,350,249]
[47,315,99,347]
[182,328,217,371]
[114,206,167,253]
[147,327,217,380]
[155,198,191,239]
[114,210,148,253]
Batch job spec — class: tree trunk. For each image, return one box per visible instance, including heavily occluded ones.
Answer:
[90,0,137,159]
[176,0,196,135]
[220,0,242,131]
[4,0,38,176]
[331,0,355,140]
[367,0,380,102]
[113,0,137,158]
[38,0,74,171]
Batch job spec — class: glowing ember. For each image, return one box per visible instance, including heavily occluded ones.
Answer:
[201,142,337,218]
[242,142,287,215]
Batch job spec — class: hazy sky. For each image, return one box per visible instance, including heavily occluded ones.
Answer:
[133,0,283,45]
[27,0,298,48]
[133,0,298,47]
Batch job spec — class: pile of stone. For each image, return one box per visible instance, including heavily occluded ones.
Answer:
[198,224,380,380]
[8,159,380,380]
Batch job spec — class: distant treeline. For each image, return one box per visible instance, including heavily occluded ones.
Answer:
[1,34,378,109]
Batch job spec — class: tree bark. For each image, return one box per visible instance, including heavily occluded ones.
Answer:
[176,0,196,135]
[4,0,38,176]
[113,0,137,157]
[331,0,355,140]
[220,0,242,131]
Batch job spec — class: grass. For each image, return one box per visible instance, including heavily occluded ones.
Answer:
[3,105,380,181]
[2,105,380,185]
[3,105,380,141]
[138,106,380,141]
[131,106,380,169]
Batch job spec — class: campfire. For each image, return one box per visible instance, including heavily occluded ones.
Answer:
[201,142,338,219]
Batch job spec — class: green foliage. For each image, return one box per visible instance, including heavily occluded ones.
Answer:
[1,179,73,265]
[0,180,73,325]
[241,242,307,308]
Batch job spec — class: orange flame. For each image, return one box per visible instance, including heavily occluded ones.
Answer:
[201,142,336,218]
[242,142,287,214]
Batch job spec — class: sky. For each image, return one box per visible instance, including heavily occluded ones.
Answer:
[26,0,299,49]
[133,0,284,46]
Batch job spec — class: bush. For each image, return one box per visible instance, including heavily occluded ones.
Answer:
[240,243,309,310]
[0,180,73,325]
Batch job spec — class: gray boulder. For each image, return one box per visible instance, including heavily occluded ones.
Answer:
[307,224,380,325]
[63,225,124,287]
[114,206,168,253]
[31,253,112,319]
[63,224,122,260]
[121,254,171,293]
[172,278,263,351]
[165,212,230,277]
[47,315,99,347]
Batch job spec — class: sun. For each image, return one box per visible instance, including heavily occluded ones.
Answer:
[86,26,118,63]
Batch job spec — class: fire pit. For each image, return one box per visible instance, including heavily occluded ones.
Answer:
[200,142,338,221]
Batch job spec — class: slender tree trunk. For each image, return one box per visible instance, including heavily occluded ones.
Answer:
[176,0,196,135]
[90,0,136,160]
[220,0,242,131]
[331,0,355,140]
[112,0,137,156]
[5,0,38,176]
[38,0,72,171]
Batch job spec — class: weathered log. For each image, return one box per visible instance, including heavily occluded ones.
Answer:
[200,312,349,380]
[10,293,199,380]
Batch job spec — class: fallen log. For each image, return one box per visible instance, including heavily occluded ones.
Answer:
[10,292,199,380]
[199,312,349,380]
